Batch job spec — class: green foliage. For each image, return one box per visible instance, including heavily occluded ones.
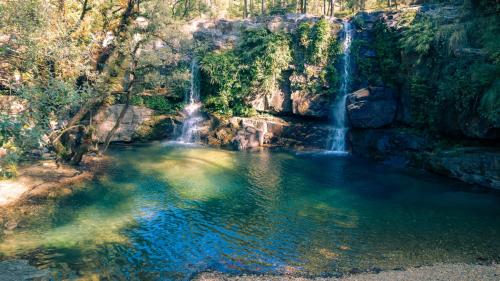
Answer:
[373,22,401,86]
[309,19,332,65]
[238,28,292,92]
[0,111,42,179]
[396,10,500,130]
[296,19,332,65]
[292,20,340,97]
[200,28,292,116]
[129,95,183,114]
[400,15,435,58]
[145,96,183,114]
[408,75,435,126]
[200,50,243,115]
[18,79,92,128]
[479,81,500,124]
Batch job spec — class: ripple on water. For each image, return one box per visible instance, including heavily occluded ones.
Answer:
[1,144,500,279]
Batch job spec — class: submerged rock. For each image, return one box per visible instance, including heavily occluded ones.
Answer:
[0,260,49,281]
[347,87,397,128]
[351,128,430,162]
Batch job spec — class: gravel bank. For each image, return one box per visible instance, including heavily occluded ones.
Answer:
[195,263,500,281]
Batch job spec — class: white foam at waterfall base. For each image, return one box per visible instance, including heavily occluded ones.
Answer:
[329,20,353,153]
[177,59,203,144]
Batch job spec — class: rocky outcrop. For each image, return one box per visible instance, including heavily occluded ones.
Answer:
[291,91,330,118]
[424,148,500,189]
[93,105,155,143]
[351,127,500,189]
[134,115,183,141]
[202,115,331,150]
[289,68,331,119]
[347,87,397,128]
[247,87,292,114]
[193,16,337,118]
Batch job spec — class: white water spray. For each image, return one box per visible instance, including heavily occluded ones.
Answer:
[178,59,203,143]
[329,20,353,153]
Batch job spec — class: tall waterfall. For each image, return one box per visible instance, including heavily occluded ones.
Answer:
[178,59,203,143]
[329,20,353,153]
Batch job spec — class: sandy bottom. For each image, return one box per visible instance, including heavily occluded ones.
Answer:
[195,263,500,281]
[0,156,106,209]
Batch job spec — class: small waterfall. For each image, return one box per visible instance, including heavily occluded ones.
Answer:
[178,59,203,143]
[329,20,353,153]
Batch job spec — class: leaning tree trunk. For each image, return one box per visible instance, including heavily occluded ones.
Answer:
[100,72,136,154]
[55,0,138,159]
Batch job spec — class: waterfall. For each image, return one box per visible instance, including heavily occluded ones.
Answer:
[329,20,353,153]
[178,59,203,143]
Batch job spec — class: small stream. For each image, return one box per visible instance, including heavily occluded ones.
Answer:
[1,144,500,280]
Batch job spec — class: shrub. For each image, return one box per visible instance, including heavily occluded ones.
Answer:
[200,28,292,116]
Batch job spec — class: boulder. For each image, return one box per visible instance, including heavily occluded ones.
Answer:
[291,91,330,118]
[424,148,500,189]
[136,115,183,141]
[289,68,331,119]
[347,87,397,128]
[232,128,265,150]
[93,105,155,143]
[247,88,292,114]
[230,117,271,150]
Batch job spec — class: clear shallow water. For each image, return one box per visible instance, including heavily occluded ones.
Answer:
[1,144,500,280]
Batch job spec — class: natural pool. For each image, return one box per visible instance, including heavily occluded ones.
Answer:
[1,143,500,280]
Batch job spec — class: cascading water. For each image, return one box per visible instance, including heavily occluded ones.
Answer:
[178,59,203,143]
[329,20,353,153]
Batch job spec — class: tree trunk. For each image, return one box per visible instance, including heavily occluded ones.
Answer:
[261,0,265,14]
[329,0,334,17]
[100,74,135,153]
[57,0,138,162]
[244,0,249,17]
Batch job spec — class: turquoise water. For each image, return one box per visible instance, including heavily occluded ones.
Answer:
[1,143,500,280]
